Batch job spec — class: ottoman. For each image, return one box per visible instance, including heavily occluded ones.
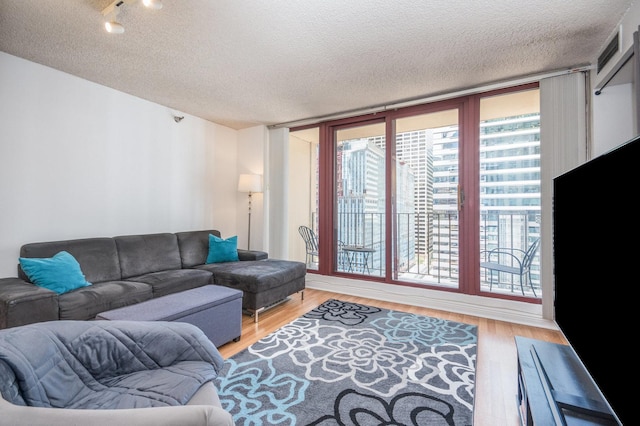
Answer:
[204,259,306,322]
[96,285,242,348]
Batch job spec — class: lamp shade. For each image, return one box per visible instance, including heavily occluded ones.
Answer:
[238,174,263,193]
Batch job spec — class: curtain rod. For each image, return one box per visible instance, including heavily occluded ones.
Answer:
[268,65,592,130]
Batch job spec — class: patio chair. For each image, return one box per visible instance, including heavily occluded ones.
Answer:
[298,225,319,267]
[480,238,540,296]
[336,240,350,272]
[298,226,349,271]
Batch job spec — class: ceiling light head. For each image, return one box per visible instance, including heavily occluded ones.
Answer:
[142,0,163,10]
[104,20,125,34]
[101,0,160,34]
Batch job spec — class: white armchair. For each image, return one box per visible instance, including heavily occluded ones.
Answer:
[0,320,234,426]
[0,382,233,426]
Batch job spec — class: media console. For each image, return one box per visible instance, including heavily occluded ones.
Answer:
[515,337,620,425]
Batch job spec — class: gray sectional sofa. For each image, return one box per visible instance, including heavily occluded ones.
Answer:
[0,229,306,330]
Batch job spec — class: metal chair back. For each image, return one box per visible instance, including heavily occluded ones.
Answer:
[298,225,319,266]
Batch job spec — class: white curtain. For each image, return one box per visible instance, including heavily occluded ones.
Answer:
[267,127,290,259]
[634,27,640,135]
[539,71,588,320]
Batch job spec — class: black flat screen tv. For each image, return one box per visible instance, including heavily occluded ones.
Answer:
[553,135,637,425]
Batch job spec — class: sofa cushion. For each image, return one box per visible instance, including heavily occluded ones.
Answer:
[58,280,153,320]
[249,276,306,312]
[114,233,182,279]
[197,259,306,293]
[206,234,239,264]
[127,269,213,298]
[237,249,269,261]
[176,230,220,268]
[19,251,91,295]
[195,260,306,312]
[19,238,121,283]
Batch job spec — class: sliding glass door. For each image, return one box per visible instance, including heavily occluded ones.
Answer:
[334,121,386,276]
[393,109,459,288]
[291,83,541,302]
[328,106,462,290]
[478,88,541,298]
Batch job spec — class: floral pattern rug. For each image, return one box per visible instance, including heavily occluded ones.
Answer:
[215,299,478,425]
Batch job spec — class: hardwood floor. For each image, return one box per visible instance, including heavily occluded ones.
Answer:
[217,288,566,426]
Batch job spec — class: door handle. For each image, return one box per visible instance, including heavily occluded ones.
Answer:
[457,185,465,211]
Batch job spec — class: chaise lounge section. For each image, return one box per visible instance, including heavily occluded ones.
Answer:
[200,259,307,322]
[177,230,307,322]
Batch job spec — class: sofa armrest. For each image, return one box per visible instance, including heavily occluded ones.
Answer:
[0,396,234,426]
[0,278,58,329]
[237,249,268,261]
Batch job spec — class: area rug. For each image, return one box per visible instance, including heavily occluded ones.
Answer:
[214,299,478,425]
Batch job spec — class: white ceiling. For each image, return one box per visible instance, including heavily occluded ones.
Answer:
[0,0,634,130]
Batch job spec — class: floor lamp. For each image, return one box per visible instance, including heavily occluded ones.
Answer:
[237,174,263,250]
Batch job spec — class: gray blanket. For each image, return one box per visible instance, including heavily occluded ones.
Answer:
[0,320,224,409]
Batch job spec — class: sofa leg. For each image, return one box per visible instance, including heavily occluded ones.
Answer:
[244,307,264,323]
[245,297,293,323]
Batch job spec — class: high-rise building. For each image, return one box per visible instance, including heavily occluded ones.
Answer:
[334,112,540,288]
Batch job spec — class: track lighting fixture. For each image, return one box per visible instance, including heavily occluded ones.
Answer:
[101,0,163,34]
[105,20,125,34]
[143,0,163,10]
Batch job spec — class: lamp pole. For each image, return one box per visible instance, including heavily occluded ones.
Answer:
[238,173,262,251]
[247,191,253,250]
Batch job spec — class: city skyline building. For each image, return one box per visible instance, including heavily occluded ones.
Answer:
[331,112,541,294]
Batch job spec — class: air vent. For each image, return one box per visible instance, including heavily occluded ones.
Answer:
[597,33,619,74]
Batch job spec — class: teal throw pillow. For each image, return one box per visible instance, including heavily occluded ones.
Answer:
[19,251,92,295]
[206,234,239,263]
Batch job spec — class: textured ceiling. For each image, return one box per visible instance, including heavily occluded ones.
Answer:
[0,0,634,129]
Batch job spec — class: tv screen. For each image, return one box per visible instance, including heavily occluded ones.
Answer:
[553,135,637,425]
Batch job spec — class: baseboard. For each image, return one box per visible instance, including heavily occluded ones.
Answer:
[305,274,558,330]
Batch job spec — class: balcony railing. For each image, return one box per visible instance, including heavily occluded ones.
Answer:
[309,211,540,298]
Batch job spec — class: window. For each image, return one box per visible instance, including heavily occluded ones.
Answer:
[290,83,541,302]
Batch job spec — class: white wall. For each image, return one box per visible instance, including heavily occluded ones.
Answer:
[591,2,640,155]
[592,83,634,156]
[288,133,314,263]
[0,52,240,277]
[236,126,267,251]
[267,128,290,260]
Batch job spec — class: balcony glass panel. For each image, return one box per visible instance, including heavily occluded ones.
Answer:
[479,89,541,299]
[335,123,385,277]
[393,110,459,288]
